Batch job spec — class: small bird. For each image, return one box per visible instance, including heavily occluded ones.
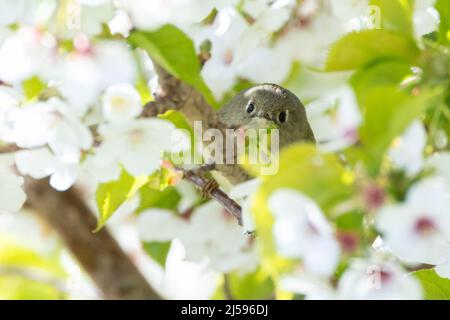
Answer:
[218,83,315,149]
[207,83,316,188]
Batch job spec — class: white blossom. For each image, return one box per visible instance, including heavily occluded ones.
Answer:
[427,152,450,187]
[138,201,258,273]
[0,86,22,139]
[268,188,341,277]
[376,178,450,278]
[15,148,80,191]
[414,0,439,38]
[0,0,34,26]
[201,8,249,100]
[96,118,189,176]
[276,7,344,68]
[280,271,337,299]
[60,40,136,115]
[5,97,92,162]
[307,86,361,152]
[0,165,26,213]
[389,121,427,176]
[108,9,133,36]
[337,259,423,300]
[0,26,58,84]
[126,0,214,31]
[229,178,261,232]
[102,83,141,122]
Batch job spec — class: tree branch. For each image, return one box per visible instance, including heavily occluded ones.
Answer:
[23,178,162,300]
[152,64,251,185]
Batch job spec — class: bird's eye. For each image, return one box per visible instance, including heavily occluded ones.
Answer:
[278,111,288,123]
[246,102,255,113]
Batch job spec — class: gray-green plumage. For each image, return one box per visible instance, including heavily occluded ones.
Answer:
[218,83,315,148]
[213,84,315,187]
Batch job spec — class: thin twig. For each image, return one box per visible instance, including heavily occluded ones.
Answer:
[180,167,243,226]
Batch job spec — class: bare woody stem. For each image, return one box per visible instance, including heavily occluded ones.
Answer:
[180,168,243,226]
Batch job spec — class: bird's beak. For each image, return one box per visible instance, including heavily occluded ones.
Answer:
[244,117,278,131]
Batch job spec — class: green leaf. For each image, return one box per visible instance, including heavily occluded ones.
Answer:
[435,0,450,45]
[22,76,46,101]
[359,86,442,173]
[137,186,181,214]
[326,30,420,71]
[414,269,450,300]
[96,169,149,230]
[143,241,172,267]
[129,25,217,107]
[370,0,414,36]
[350,60,412,105]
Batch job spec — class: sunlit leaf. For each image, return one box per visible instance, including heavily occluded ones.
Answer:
[326,30,420,71]
[359,86,442,173]
[414,269,450,300]
[22,76,46,101]
[370,0,414,36]
[96,169,149,230]
[129,25,217,107]
[137,186,181,214]
[435,0,450,45]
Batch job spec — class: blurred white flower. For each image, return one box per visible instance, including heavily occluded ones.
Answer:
[280,271,336,299]
[185,202,258,272]
[0,26,58,84]
[376,178,450,277]
[329,0,370,22]
[138,202,258,273]
[108,9,133,36]
[97,118,188,176]
[201,8,249,100]
[229,178,261,231]
[328,0,372,31]
[236,44,292,86]
[102,83,141,122]
[75,0,115,37]
[0,166,26,213]
[161,239,219,299]
[268,188,340,277]
[241,0,292,44]
[127,0,214,31]
[0,0,31,26]
[388,121,427,176]
[277,8,344,68]
[0,86,22,139]
[82,154,121,183]
[337,259,422,300]
[5,97,92,162]
[15,147,80,191]
[427,152,450,187]
[60,40,136,115]
[414,0,439,38]
[307,86,361,152]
